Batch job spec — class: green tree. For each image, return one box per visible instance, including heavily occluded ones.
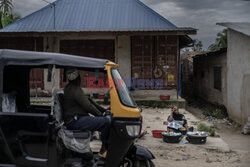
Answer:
[0,11,20,28]
[0,0,12,13]
[0,0,20,29]
[209,29,227,51]
[193,39,203,51]
[0,11,4,28]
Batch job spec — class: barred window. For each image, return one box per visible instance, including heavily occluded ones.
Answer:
[214,67,221,91]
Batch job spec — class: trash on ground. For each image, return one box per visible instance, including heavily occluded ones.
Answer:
[139,130,148,139]
[241,117,250,135]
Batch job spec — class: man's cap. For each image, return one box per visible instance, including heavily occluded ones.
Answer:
[66,68,79,81]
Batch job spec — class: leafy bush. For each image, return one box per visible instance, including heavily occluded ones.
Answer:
[197,123,215,137]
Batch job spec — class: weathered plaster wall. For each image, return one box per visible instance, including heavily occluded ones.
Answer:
[193,52,227,106]
[227,29,250,124]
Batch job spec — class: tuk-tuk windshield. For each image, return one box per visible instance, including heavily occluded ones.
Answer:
[111,68,137,108]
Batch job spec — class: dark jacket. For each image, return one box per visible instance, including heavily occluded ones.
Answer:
[63,83,102,123]
[168,113,187,126]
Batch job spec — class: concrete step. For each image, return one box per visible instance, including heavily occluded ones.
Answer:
[30,97,186,108]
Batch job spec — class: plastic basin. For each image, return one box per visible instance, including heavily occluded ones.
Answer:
[152,130,166,138]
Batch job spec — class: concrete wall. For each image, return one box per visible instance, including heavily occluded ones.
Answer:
[193,52,227,106]
[227,29,250,124]
[117,36,131,87]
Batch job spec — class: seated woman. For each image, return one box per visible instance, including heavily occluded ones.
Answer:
[167,106,193,135]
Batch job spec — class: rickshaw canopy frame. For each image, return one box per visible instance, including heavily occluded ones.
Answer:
[0,49,110,69]
[0,49,112,112]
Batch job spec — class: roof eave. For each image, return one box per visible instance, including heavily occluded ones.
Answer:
[179,35,194,48]
[217,22,250,37]
[193,47,227,59]
[0,29,197,36]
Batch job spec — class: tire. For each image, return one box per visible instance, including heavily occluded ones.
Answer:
[120,158,133,167]
[134,160,155,167]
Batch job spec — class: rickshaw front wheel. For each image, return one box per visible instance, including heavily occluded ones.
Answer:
[134,160,155,167]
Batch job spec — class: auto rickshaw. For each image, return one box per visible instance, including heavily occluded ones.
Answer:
[0,49,155,167]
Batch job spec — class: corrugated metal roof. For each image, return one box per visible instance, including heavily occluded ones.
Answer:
[193,48,227,59]
[0,0,196,33]
[217,22,250,36]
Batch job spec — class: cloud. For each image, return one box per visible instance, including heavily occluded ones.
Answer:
[13,0,55,17]
[141,0,250,49]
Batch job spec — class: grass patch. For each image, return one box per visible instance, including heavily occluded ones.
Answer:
[228,118,242,127]
[197,123,215,137]
[203,105,228,119]
[135,100,186,108]
[205,148,224,153]
[190,121,199,125]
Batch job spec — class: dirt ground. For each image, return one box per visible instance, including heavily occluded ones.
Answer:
[31,98,250,166]
[186,105,250,152]
[136,108,250,167]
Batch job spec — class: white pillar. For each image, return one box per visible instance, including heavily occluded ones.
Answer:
[117,36,131,87]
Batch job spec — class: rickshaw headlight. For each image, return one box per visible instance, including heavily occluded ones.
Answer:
[126,125,141,137]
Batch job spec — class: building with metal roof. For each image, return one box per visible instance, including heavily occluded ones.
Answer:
[0,0,197,99]
[0,0,195,33]
[181,22,250,124]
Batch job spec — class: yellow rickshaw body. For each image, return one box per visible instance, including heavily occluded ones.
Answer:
[105,62,141,118]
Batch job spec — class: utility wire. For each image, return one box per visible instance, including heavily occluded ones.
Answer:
[41,0,52,4]
[40,0,55,30]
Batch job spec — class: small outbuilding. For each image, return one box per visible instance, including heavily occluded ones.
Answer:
[193,48,227,106]
[193,22,250,124]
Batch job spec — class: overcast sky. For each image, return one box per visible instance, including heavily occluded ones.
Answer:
[12,0,250,49]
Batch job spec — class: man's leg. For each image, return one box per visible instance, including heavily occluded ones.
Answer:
[72,116,110,144]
